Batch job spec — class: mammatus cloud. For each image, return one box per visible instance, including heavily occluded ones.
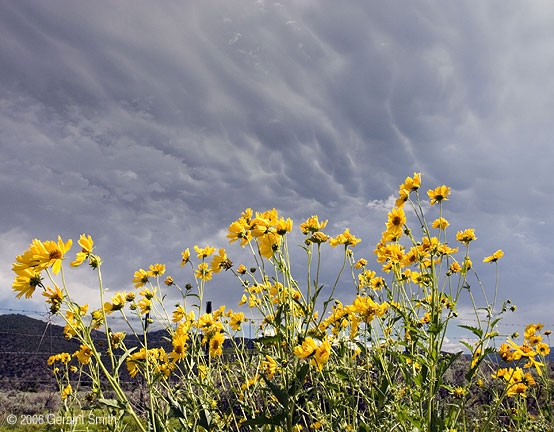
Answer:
[1,0,554,334]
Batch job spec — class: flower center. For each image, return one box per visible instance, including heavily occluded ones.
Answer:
[49,250,62,260]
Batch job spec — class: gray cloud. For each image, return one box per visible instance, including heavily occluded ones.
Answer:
[1,0,553,333]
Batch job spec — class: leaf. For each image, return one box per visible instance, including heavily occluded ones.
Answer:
[437,351,463,377]
[459,340,473,352]
[260,374,288,408]
[458,324,483,339]
[255,333,283,346]
[241,412,285,427]
[288,363,310,396]
[166,392,187,420]
[98,398,125,410]
[335,368,350,381]
[197,403,213,431]
[114,346,136,375]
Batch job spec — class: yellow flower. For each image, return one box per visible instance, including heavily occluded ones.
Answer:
[238,294,247,306]
[209,332,225,357]
[507,382,528,397]
[70,234,94,267]
[400,173,421,192]
[354,258,367,269]
[12,245,45,276]
[197,313,216,332]
[427,185,450,205]
[300,215,328,234]
[525,324,537,340]
[431,218,449,230]
[438,244,458,256]
[258,232,280,259]
[170,333,188,363]
[456,229,477,246]
[61,384,72,400]
[195,263,213,281]
[227,218,252,246]
[194,245,216,259]
[237,264,247,274]
[453,387,465,398]
[180,248,190,267]
[483,250,504,263]
[311,338,331,371]
[230,312,245,331]
[164,276,174,286]
[105,292,126,314]
[528,334,542,347]
[371,277,385,291]
[386,208,406,236]
[148,264,165,277]
[12,268,43,299]
[427,185,450,206]
[210,248,232,273]
[499,343,514,362]
[198,365,207,380]
[172,306,186,323]
[309,232,330,244]
[139,287,156,300]
[537,343,550,356]
[73,344,92,365]
[261,355,278,379]
[329,229,361,248]
[132,269,149,288]
[241,208,253,220]
[42,285,63,305]
[395,188,409,208]
[275,217,293,235]
[294,337,317,359]
[138,298,152,315]
[34,236,73,275]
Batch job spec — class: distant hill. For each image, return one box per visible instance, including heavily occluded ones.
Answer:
[0,314,80,390]
[0,314,253,391]
[0,314,174,390]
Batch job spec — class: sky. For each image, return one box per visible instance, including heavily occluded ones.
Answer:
[1,0,553,347]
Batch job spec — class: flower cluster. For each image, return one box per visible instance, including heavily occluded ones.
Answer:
[12,173,546,432]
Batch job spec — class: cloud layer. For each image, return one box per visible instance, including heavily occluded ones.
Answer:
[1,0,553,335]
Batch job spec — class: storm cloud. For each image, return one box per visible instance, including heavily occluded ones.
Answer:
[1,0,553,341]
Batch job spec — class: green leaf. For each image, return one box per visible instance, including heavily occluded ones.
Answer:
[458,324,484,339]
[114,346,136,375]
[288,363,310,396]
[437,351,463,377]
[256,333,284,346]
[260,374,288,408]
[459,340,473,352]
[241,412,285,427]
[166,393,187,420]
[335,368,350,381]
[197,403,213,430]
[98,398,125,410]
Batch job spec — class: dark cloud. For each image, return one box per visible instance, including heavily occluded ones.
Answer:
[1,0,553,333]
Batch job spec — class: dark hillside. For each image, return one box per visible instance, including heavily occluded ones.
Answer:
[0,314,253,391]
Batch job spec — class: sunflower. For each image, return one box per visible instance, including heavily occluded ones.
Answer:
[209,332,225,358]
[483,250,504,263]
[34,236,72,275]
[427,185,451,206]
